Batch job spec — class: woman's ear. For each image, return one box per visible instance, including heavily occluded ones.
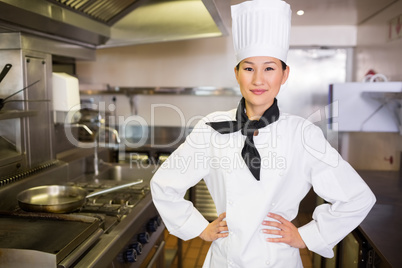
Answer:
[281,65,290,85]
[234,66,240,83]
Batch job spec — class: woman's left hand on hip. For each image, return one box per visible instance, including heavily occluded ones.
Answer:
[261,212,306,249]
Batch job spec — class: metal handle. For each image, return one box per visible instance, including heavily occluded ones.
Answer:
[146,240,166,268]
[0,63,12,84]
[58,228,104,268]
[86,180,143,198]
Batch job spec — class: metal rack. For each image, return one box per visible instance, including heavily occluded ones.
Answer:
[362,91,402,135]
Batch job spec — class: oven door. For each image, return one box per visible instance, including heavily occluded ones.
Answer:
[109,230,165,268]
[312,229,376,268]
[141,236,165,268]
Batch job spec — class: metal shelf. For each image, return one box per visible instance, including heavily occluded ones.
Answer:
[362,91,402,135]
[362,91,402,100]
[0,110,38,120]
[80,86,241,97]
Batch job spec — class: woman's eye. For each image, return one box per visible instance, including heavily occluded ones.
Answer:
[265,67,274,71]
[244,67,253,71]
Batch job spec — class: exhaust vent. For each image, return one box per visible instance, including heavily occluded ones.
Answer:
[48,0,145,25]
[0,0,229,48]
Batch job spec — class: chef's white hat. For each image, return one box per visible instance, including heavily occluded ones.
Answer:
[231,0,292,65]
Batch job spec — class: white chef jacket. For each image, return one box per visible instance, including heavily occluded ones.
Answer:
[150,109,376,268]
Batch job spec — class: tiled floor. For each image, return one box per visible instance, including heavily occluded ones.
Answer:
[165,230,211,268]
[165,227,313,268]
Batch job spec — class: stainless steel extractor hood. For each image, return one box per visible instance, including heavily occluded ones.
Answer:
[48,0,148,26]
[0,0,229,48]
[102,0,230,47]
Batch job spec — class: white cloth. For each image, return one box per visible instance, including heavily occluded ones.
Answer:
[151,109,376,268]
[231,0,292,65]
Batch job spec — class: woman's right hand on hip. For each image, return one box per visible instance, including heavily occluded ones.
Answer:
[199,212,229,241]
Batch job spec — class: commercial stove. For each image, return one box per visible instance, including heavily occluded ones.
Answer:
[0,162,165,268]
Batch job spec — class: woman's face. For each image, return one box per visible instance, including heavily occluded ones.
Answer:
[234,56,289,117]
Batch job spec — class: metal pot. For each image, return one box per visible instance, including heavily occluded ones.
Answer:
[17,180,143,213]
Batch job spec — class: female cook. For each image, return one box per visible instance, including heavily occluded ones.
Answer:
[151,0,376,267]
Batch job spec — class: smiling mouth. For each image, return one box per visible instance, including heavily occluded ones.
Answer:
[250,89,267,95]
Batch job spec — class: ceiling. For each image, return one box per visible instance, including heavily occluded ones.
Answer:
[103,0,398,47]
[231,0,398,26]
[0,0,398,49]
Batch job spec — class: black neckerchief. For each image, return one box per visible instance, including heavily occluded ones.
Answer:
[206,98,280,180]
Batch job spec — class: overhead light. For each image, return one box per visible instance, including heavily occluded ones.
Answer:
[297,10,305,16]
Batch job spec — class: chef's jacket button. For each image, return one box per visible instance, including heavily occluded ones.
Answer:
[279,171,284,176]
[228,201,233,205]
[271,202,276,207]
[226,169,232,174]
[266,260,271,265]
[228,260,234,265]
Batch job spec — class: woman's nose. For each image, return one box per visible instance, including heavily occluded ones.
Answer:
[252,70,264,85]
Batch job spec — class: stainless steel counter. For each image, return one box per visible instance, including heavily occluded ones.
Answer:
[358,170,402,267]
[80,87,241,96]
[0,148,165,267]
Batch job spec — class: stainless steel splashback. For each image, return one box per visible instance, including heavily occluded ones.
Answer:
[24,53,54,167]
[0,34,54,176]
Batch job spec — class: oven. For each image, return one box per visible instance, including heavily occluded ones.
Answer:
[312,228,386,268]
[0,162,165,268]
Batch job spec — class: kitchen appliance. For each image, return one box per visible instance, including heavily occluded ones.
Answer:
[329,81,402,133]
[0,31,165,268]
[17,180,143,213]
[313,219,388,268]
[0,0,228,48]
[75,107,114,142]
[52,72,80,124]
[0,212,102,267]
[0,44,53,177]
[0,164,165,268]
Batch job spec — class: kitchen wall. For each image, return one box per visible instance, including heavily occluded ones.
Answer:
[77,36,237,88]
[77,35,242,126]
[342,0,402,171]
[355,1,402,82]
[76,24,356,127]
[76,2,402,171]
[76,24,356,88]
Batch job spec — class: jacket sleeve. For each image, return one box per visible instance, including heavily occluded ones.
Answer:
[297,122,376,258]
[150,119,211,241]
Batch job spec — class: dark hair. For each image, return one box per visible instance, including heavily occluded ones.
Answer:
[236,60,287,71]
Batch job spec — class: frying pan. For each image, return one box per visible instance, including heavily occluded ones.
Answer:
[17,180,143,213]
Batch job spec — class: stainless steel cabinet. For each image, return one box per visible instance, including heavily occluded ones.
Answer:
[0,35,54,177]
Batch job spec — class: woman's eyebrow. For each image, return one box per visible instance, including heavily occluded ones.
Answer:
[243,61,277,65]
